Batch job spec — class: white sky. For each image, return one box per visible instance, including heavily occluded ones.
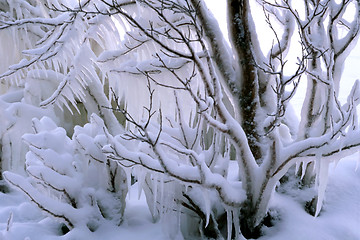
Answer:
[205,1,228,35]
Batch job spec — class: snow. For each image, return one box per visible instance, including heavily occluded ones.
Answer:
[259,157,360,240]
[0,157,359,239]
[0,183,164,240]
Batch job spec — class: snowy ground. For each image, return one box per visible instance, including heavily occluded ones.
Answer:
[0,156,359,240]
[261,157,360,240]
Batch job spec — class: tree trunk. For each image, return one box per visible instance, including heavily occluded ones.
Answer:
[228,0,262,161]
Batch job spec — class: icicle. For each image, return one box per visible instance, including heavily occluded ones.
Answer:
[55,100,64,112]
[136,167,145,200]
[295,161,300,177]
[153,174,158,217]
[36,68,41,80]
[300,161,308,180]
[124,164,132,200]
[232,209,241,240]
[202,188,211,228]
[226,209,233,240]
[176,203,181,239]
[160,174,165,216]
[314,155,321,188]
[63,97,74,114]
[295,161,308,180]
[315,156,330,217]
[332,154,342,170]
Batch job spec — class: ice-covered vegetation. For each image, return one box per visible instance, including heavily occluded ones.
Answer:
[0,0,359,239]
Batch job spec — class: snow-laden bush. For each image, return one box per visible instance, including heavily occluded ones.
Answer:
[103,96,236,238]
[4,115,127,231]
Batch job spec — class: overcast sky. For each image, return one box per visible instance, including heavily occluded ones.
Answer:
[205,1,228,35]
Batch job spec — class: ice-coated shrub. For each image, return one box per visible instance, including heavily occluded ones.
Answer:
[4,115,127,231]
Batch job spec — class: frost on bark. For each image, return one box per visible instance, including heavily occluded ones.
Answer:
[0,0,360,239]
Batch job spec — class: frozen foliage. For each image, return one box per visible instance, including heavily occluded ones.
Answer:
[4,115,127,231]
[0,89,57,175]
[0,0,360,239]
[0,0,129,233]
